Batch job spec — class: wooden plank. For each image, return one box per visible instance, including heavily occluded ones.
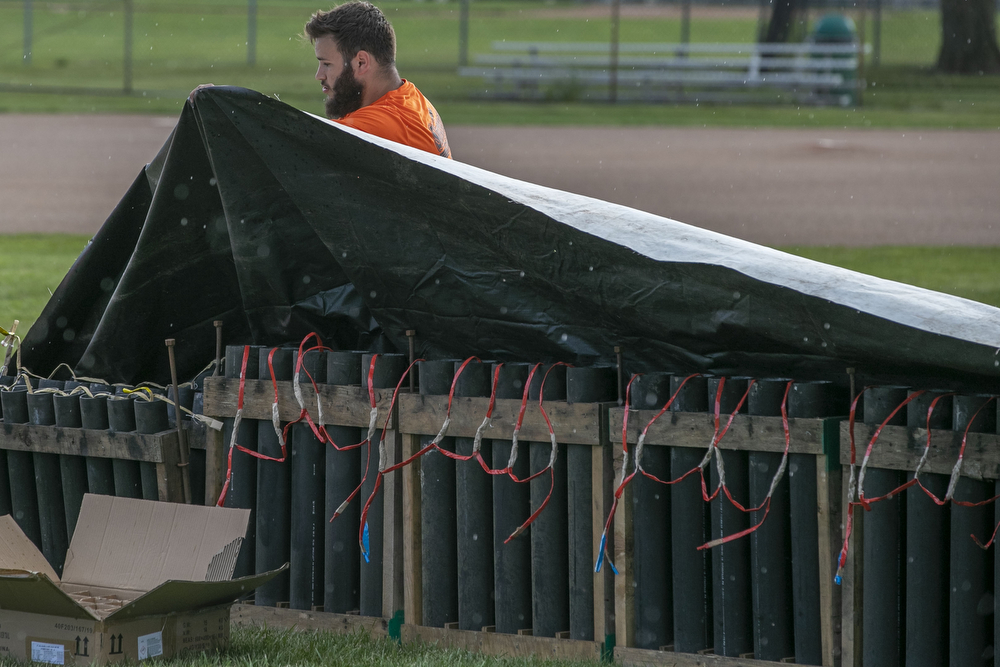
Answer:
[817,420,843,667]
[615,645,786,666]
[839,473,863,667]
[816,457,838,667]
[0,422,166,461]
[609,409,825,455]
[230,603,388,636]
[204,426,225,506]
[382,428,404,620]
[613,442,635,649]
[202,377,395,429]
[397,394,602,446]
[402,434,423,627]
[592,407,614,646]
[838,422,1000,478]
[401,624,602,661]
[155,430,185,503]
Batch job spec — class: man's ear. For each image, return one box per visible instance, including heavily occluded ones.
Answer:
[354,49,373,76]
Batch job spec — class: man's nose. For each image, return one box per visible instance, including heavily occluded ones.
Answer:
[315,65,323,81]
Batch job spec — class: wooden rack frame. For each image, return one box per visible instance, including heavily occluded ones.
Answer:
[201,376,852,667]
[610,409,843,667]
[0,421,202,503]
[9,378,996,667]
[836,421,1000,667]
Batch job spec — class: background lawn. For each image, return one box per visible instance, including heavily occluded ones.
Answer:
[0,0,998,127]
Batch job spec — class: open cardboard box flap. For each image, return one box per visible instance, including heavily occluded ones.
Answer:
[0,494,286,620]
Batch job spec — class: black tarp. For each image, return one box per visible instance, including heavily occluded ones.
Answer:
[21,87,1000,393]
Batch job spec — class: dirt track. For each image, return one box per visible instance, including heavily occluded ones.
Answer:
[1,114,997,246]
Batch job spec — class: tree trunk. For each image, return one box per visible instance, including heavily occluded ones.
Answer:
[763,0,809,43]
[937,0,1000,73]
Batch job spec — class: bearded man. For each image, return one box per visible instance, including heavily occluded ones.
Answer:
[305,2,451,159]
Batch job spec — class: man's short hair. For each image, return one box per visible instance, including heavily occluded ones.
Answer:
[305,2,396,68]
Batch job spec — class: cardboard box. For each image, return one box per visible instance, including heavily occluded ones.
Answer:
[0,494,283,665]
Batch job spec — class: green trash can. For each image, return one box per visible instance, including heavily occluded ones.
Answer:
[809,13,858,106]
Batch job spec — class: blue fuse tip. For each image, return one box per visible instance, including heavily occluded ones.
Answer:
[594,534,607,573]
[362,521,371,563]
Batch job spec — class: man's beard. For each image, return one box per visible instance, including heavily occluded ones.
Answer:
[325,65,365,119]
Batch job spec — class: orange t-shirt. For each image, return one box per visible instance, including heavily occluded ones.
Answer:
[335,80,451,159]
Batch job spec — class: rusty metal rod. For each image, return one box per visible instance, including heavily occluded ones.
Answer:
[165,338,192,504]
[213,320,224,376]
[406,329,417,392]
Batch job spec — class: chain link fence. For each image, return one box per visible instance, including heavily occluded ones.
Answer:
[0,0,956,97]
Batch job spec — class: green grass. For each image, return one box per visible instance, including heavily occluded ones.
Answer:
[207,627,594,667]
[0,1,998,127]
[2,234,998,344]
[0,234,90,343]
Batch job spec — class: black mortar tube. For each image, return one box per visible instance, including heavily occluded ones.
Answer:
[166,385,194,428]
[419,358,460,628]
[529,364,569,638]
[27,391,56,425]
[2,388,30,423]
[223,345,263,578]
[188,391,206,506]
[359,352,408,617]
[290,349,327,610]
[0,385,13,520]
[904,390,951,667]
[254,346,293,607]
[0,447,11,520]
[132,399,170,434]
[669,373,712,653]
[323,351,364,614]
[454,360,495,631]
[107,396,136,432]
[133,398,168,500]
[80,395,115,496]
[492,362,533,634]
[949,394,994,667]
[54,393,88,541]
[629,371,674,651]
[566,365,616,641]
[707,377,752,658]
[108,396,142,499]
[53,393,81,427]
[28,392,69,575]
[862,385,908,667]
[747,379,793,662]
[0,389,42,549]
[787,380,843,666]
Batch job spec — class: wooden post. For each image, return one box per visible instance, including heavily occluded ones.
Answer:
[840,480,863,667]
[613,443,635,649]
[816,419,843,667]
[593,405,615,653]
[155,431,185,503]
[205,426,225,505]
[382,426,405,620]
[403,433,423,627]
[165,338,192,504]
